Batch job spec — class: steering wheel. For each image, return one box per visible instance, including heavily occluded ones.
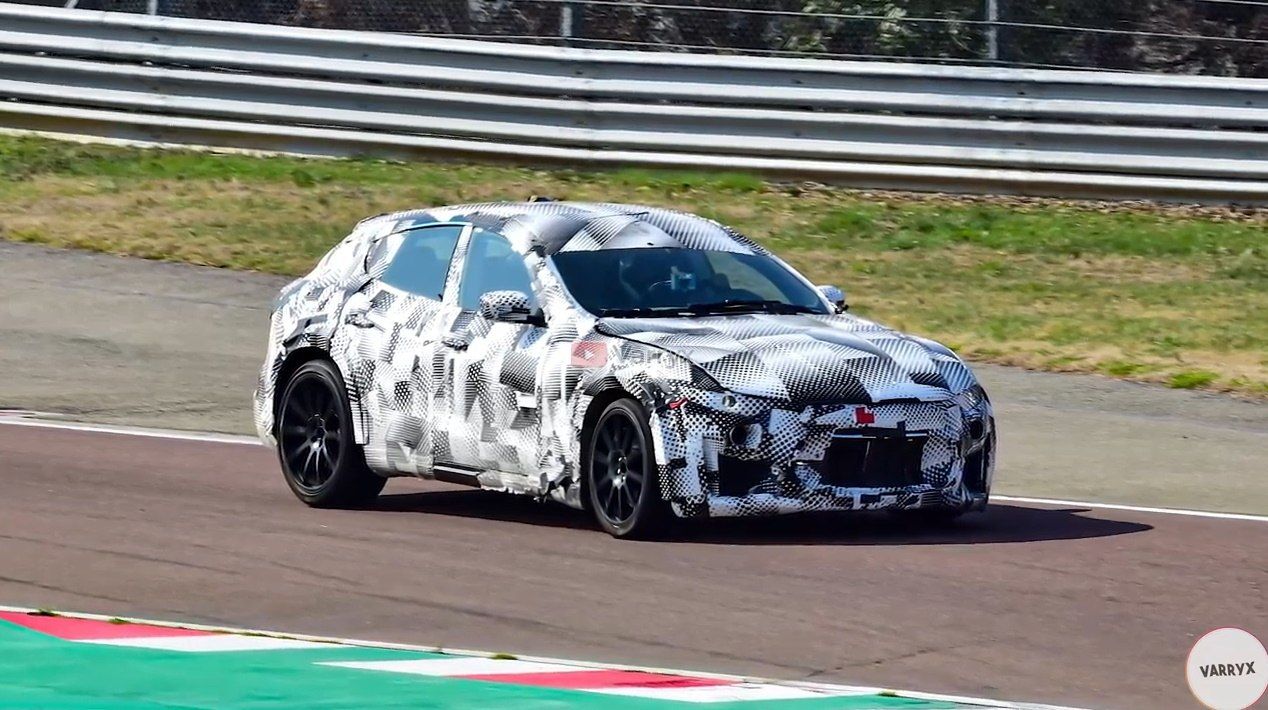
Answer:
[646,280,676,305]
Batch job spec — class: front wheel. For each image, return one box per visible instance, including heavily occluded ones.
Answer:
[276,359,385,508]
[586,398,668,539]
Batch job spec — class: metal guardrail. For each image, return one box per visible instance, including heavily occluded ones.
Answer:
[1,3,1266,203]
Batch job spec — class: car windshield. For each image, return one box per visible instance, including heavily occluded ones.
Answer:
[551,247,830,317]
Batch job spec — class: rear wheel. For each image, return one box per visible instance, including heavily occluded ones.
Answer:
[276,359,385,507]
[586,398,667,539]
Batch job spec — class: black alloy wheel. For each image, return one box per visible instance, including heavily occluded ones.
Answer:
[277,359,385,507]
[586,398,667,538]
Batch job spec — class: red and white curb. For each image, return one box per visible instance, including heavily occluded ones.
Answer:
[0,606,1083,709]
[321,657,865,703]
[0,610,329,652]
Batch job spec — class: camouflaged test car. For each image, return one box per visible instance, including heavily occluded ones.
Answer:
[255,201,996,538]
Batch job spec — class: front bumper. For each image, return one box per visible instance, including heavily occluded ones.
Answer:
[253,384,278,448]
[680,481,990,519]
[652,395,995,519]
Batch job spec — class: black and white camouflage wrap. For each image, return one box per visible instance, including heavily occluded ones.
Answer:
[255,202,995,518]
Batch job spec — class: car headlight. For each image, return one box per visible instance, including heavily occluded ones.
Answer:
[958,384,988,413]
[957,385,991,452]
[637,351,723,410]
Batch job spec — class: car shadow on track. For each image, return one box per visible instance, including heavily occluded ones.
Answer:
[371,488,1152,545]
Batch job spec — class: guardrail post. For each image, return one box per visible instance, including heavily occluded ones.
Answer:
[560,1,578,46]
[986,0,999,62]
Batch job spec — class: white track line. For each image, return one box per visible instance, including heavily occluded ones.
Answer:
[0,606,1081,710]
[0,411,260,446]
[992,495,1268,523]
[2,412,1264,523]
[324,658,581,676]
[589,684,868,703]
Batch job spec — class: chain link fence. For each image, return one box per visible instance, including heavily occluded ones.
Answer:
[20,0,1268,76]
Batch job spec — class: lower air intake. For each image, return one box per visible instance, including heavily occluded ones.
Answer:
[820,427,926,488]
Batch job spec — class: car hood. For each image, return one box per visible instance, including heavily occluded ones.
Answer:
[597,313,970,404]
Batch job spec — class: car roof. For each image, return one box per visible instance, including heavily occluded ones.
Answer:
[364,201,769,257]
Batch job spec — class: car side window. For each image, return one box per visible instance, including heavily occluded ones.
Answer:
[378,225,463,300]
[458,229,536,312]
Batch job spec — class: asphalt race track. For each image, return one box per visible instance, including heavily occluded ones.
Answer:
[2,423,1266,708]
[2,243,1267,709]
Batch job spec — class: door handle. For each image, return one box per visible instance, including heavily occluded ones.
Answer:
[441,333,470,351]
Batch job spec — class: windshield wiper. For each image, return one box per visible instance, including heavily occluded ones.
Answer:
[598,301,821,318]
[682,300,821,315]
[596,307,680,318]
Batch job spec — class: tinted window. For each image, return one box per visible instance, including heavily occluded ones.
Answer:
[703,251,788,301]
[459,229,536,312]
[379,225,463,299]
[551,247,828,316]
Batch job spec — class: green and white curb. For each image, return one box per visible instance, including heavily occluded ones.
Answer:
[0,606,1079,709]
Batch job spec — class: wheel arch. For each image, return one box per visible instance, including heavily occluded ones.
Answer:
[576,387,635,506]
[577,388,670,537]
[274,347,367,444]
[579,387,634,457]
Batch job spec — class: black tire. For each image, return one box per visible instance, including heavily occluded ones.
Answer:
[585,398,668,539]
[276,359,385,508]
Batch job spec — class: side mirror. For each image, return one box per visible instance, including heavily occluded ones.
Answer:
[817,284,848,312]
[478,290,546,326]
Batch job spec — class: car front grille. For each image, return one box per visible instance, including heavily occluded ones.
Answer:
[716,454,773,497]
[820,427,927,488]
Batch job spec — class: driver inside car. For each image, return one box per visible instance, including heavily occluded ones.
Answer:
[616,250,703,307]
[614,250,773,310]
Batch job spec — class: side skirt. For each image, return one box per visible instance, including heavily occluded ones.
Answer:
[430,463,485,488]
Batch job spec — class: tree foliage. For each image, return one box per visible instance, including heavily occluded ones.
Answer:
[31,0,1268,76]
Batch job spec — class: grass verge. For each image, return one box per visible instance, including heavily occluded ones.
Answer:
[1,135,1265,397]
